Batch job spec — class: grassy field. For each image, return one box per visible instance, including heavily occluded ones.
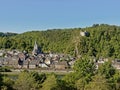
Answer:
[1,69,70,80]
[1,69,73,75]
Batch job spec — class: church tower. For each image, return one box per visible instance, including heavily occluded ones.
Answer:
[32,41,39,56]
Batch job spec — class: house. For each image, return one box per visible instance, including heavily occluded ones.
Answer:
[18,58,24,68]
[11,55,19,61]
[2,58,9,65]
[18,53,26,60]
[8,59,18,68]
[39,63,49,68]
[112,59,120,70]
[0,52,3,57]
[97,58,108,64]
[44,57,51,65]
[29,60,39,69]
[7,55,18,68]
[0,57,4,66]
[80,31,89,36]
[54,61,68,70]
[95,58,108,69]
[68,60,76,67]
[0,49,6,57]
[22,60,29,69]
[22,57,40,69]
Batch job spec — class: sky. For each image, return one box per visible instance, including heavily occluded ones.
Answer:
[0,0,120,33]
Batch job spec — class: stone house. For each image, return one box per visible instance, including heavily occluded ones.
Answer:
[80,31,89,36]
[96,58,108,69]
[7,55,19,68]
[22,57,40,69]
[44,57,51,65]
[39,63,49,68]
[54,61,68,70]
[112,59,120,70]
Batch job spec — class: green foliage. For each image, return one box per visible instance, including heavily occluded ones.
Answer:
[0,73,3,89]
[29,71,46,84]
[2,76,14,90]
[85,74,111,90]
[62,72,77,89]
[98,61,116,79]
[109,70,120,90]
[75,78,86,90]
[0,66,11,72]
[97,61,119,89]
[112,71,120,83]
[14,71,40,90]
[41,73,60,90]
[63,57,96,89]
[73,57,96,78]
[0,32,17,37]
[0,73,14,90]
[0,24,119,58]
[57,79,72,90]
[1,69,120,90]
[0,24,120,89]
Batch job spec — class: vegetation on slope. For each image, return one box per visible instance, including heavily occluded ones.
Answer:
[0,24,120,59]
[0,32,17,37]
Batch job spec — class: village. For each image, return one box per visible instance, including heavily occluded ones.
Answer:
[0,41,120,71]
[0,41,76,70]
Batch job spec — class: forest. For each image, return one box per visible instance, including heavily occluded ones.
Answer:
[0,32,17,37]
[0,24,120,59]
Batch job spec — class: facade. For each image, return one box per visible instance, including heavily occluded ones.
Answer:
[54,61,68,70]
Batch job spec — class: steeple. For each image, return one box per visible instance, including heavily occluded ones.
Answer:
[34,41,38,50]
[32,41,39,56]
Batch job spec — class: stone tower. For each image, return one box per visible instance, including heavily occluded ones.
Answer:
[32,41,39,56]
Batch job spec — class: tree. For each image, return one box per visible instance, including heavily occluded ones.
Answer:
[62,72,77,89]
[111,70,120,90]
[14,71,40,90]
[98,61,116,79]
[0,73,3,90]
[41,73,60,90]
[73,57,96,78]
[29,71,46,84]
[85,74,111,90]
[63,57,96,89]
[75,77,86,90]
[2,76,14,90]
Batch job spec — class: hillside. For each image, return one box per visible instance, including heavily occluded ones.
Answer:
[0,32,17,37]
[0,24,120,58]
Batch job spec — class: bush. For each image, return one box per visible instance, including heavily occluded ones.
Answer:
[0,66,11,72]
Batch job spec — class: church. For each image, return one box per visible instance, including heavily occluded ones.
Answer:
[32,41,41,56]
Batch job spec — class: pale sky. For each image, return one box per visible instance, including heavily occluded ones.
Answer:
[0,0,120,33]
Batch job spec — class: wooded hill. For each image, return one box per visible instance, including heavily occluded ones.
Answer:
[0,24,120,58]
[0,32,17,37]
